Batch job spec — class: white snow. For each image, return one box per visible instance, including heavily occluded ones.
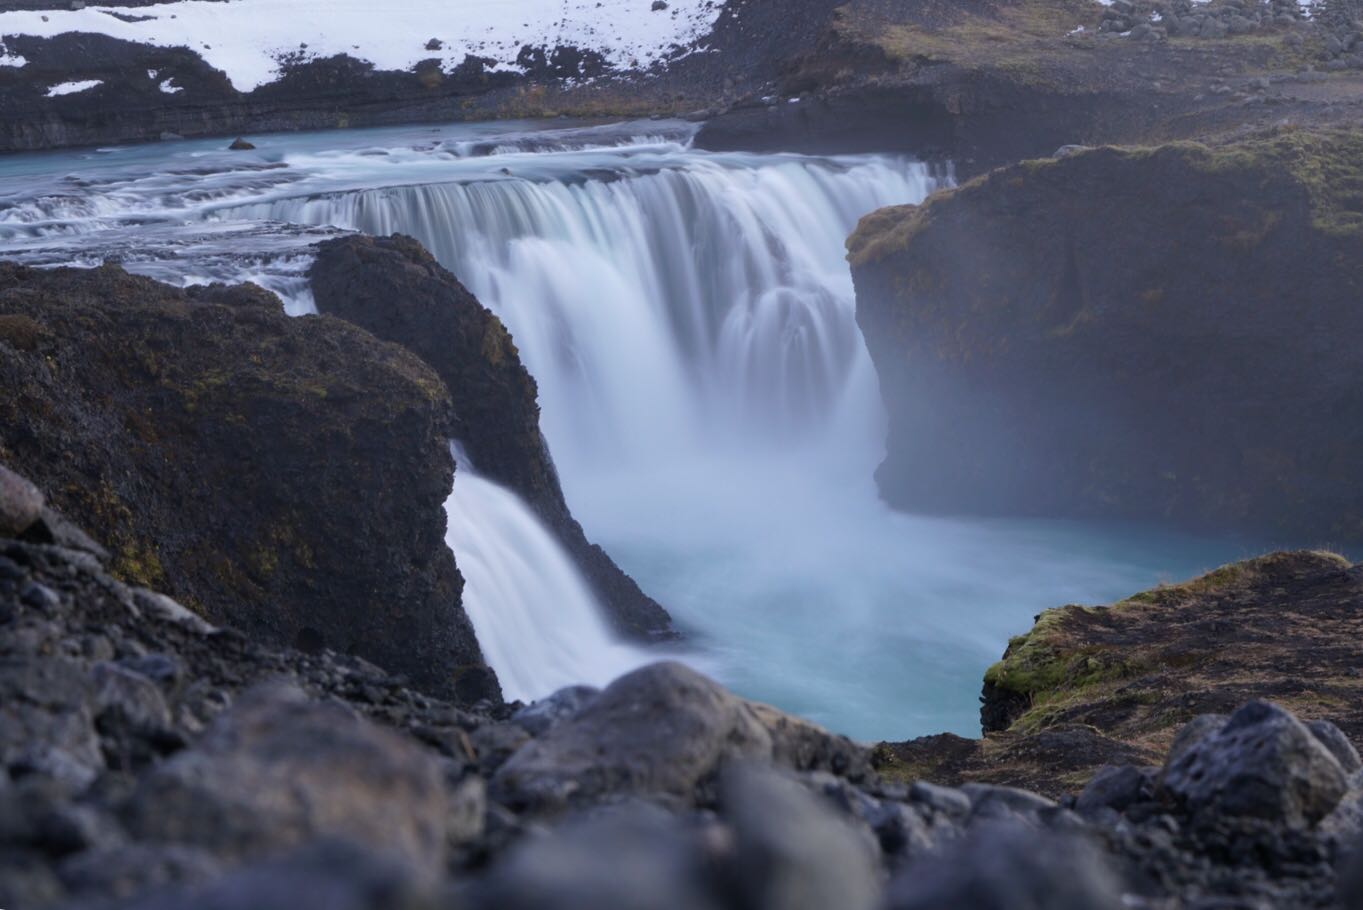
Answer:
[0,41,25,67]
[46,79,102,96]
[0,0,725,92]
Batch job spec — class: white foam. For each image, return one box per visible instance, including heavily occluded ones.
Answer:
[0,0,724,91]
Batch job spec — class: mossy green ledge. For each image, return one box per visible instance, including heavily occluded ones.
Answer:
[875,550,1362,797]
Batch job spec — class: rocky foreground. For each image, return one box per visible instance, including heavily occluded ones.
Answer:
[2,467,1363,909]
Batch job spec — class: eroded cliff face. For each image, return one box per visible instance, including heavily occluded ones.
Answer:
[0,261,497,703]
[850,128,1363,541]
[308,234,675,641]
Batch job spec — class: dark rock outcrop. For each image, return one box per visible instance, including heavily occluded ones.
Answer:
[0,261,493,701]
[309,234,674,641]
[850,129,1363,540]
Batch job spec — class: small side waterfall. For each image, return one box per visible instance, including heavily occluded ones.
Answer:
[444,445,653,702]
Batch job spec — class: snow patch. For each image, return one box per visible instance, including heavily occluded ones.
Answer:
[0,41,25,67]
[46,79,102,96]
[0,0,726,92]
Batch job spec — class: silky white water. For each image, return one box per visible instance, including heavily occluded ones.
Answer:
[0,122,1248,739]
[445,445,658,702]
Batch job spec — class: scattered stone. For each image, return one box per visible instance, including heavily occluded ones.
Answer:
[227,138,256,150]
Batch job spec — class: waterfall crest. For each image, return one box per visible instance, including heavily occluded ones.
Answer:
[219,150,944,481]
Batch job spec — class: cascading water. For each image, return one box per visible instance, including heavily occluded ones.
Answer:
[445,444,656,702]
[0,122,1245,737]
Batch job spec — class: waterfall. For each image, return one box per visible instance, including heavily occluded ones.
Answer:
[216,150,943,482]
[445,445,654,703]
[0,126,1241,737]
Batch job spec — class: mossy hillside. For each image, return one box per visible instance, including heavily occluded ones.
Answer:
[982,551,1357,741]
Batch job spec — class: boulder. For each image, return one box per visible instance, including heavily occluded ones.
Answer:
[0,465,43,538]
[720,765,879,910]
[309,235,674,641]
[492,661,866,809]
[1161,701,1348,827]
[850,130,1363,540]
[473,801,719,910]
[125,684,450,878]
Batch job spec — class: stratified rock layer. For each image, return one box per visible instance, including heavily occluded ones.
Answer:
[0,262,494,701]
[850,129,1363,540]
[309,234,674,640]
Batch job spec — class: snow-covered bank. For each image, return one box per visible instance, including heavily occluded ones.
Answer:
[0,0,725,90]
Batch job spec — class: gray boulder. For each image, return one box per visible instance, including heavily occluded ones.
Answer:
[1161,701,1348,827]
[125,683,449,878]
[721,765,879,910]
[0,656,103,788]
[1076,765,1157,815]
[0,465,43,538]
[473,801,720,910]
[494,662,863,808]
[1307,719,1362,773]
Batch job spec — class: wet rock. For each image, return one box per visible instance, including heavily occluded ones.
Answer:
[0,465,43,538]
[1161,701,1348,826]
[125,684,449,877]
[227,137,255,150]
[883,823,1123,910]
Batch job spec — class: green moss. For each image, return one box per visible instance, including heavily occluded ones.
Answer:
[116,543,165,588]
[1120,551,1350,605]
[1183,129,1363,237]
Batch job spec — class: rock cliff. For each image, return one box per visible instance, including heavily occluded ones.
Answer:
[309,235,674,640]
[0,261,495,702]
[850,129,1363,540]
